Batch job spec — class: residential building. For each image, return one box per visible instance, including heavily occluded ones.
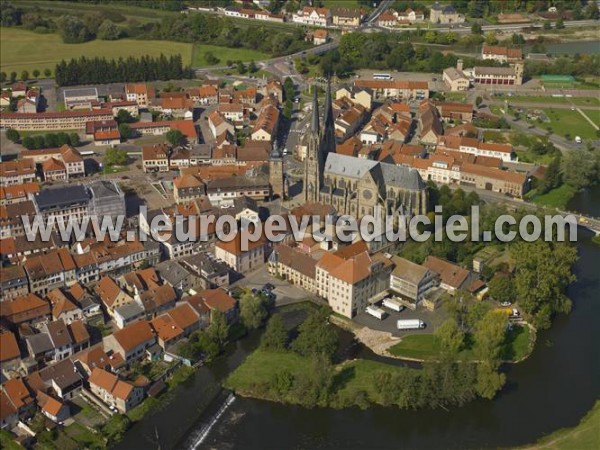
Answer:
[292,7,332,27]
[195,288,238,323]
[0,109,113,131]
[32,184,91,227]
[482,45,523,63]
[180,252,230,289]
[331,8,364,27]
[354,80,428,101]
[1,378,36,420]
[0,331,21,373]
[214,233,267,274]
[268,243,319,294]
[434,101,473,122]
[38,359,83,400]
[125,83,155,108]
[0,182,40,206]
[0,265,29,301]
[0,159,36,186]
[88,367,144,413]
[251,104,280,142]
[103,320,156,364]
[336,86,373,111]
[142,144,170,172]
[423,256,470,294]
[95,276,134,316]
[63,87,99,110]
[443,60,470,91]
[0,293,50,325]
[316,242,393,318]
[37,390,70,423]
[429,2,465,23]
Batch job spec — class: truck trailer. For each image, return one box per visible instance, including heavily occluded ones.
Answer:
[382,297,405,312]
[396,319,425,330]
[366,305,386,320]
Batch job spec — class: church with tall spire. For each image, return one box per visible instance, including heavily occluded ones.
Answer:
[304,80,336,203]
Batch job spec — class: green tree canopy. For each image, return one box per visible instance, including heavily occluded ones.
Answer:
[291,306,338,360]
[239,291,268,330]
[261,314,287,351]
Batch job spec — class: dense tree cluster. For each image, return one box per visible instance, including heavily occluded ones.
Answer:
[22,132,80,150]
[54,54,193,86]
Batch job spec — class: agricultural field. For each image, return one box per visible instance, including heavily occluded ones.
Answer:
[0,27,193,75]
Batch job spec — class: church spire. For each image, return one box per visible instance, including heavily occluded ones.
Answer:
[321,78,336,156]
[323,78,334,131]
[310,85,320,134]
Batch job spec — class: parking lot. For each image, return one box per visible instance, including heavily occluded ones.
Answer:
[354,301,450,337]
[232,265,315,307]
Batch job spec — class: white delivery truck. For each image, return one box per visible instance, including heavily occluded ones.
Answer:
[382,297,405,312]
[397,319,425,330]
[366,305,386,320]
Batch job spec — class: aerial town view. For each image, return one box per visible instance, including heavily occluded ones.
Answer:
[0,0,599,449]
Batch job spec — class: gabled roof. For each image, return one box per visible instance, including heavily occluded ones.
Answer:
[95,276,125,308]
[111,320,155,352]
[2,378,34,410]
[198,288,236,313]
[0,331,20,362]
[423,256,470,290]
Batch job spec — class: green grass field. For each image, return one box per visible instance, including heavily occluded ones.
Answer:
[322,0,366,9]
[507,95,600,107]
[520,400,600,450]
[388,326,533,362]
[0,27,193,75]
[526,184,577,209]
[540,108,599,140]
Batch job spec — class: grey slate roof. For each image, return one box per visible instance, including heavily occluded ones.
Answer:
[88,180,122,199]
[324,153,424,190]
[114,302,145,320]
[34,185,90,211]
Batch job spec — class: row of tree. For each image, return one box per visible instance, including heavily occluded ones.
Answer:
[1,69,52,84]
[8,131,81,150]
[54,54,193,86]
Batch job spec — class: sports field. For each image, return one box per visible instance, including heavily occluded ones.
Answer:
[0,27,270,75]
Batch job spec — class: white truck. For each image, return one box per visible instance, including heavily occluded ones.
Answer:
[366,305,386,320]
[397,319,425,330]
[382,297,405,312]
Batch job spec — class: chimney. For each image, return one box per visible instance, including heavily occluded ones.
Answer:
[457,59,464,72]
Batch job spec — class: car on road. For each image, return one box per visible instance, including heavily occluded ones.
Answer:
[500,301,512,307]
[263,283,275,291]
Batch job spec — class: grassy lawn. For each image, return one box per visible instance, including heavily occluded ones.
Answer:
[191,44,269,68]
[1,27,193,74]
[520,400,600,450]
[515,148,557,165]
[225,349,311,394]
[541,108,599,140]
[444,92,468,102]
[64,423,106,449]
[0,430,22,450]
[322,0,366,8]
[388,326,533,362]
[526,184,577,209]
[508,95,600,107]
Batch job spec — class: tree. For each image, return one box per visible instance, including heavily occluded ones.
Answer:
[236,61,247,74]
[207,310,229,348]
[97,19,122,40]
[474,310,507,399]
[118,123,132,139]
[585,1,599,20]
[69,132,80,146]
[538,155,562,194]
[543,21,552,30]
[435,319,464,357]
[21,70,29,81]
[561,149,598,191]
[471,22,482,34]
[488,276,516,304]
[116,109,134,124]
[22,136,35,149]
[513,241,577,329]
[475,96,483,107]
[261,314,287,351]
[0,72,6,83]
[204,51,220,65]
[555,18,565,29]
[6,129,20,143]
[572,1,583,20]
[57,15,93,43]
[32,69,40,79]
[9,72,17,83]
[43,68,52,77]
[291,306,338,360]
[166,129,184,146]
[248,60,258,73]
[239,291,267,330]
[104,148,128,166]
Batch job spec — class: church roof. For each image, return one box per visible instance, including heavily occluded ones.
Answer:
[324,153,424,190]
[310,87,320,133]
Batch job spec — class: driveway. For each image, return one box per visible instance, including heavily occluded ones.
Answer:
[354,303,450,337]
[232,265,313,307]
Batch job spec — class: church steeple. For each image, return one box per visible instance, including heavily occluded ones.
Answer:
[321,78,336,156]
[304,84,323,203]
[310,86,320,134]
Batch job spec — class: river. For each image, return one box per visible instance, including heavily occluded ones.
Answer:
[115,194,600,450]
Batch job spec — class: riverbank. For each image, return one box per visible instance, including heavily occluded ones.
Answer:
[519,400,600,450]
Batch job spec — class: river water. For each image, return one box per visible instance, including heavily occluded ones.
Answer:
[116,193,600,450]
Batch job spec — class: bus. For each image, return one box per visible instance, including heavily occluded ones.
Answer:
[79,150,96,157]
[373,73,392,80]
